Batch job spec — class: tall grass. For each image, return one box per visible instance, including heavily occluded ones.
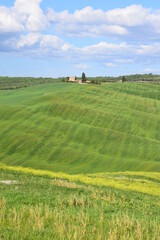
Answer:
[1,198,159,240]
[1,166,160,239]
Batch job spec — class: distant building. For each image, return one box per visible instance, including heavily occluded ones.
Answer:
[69,76,90,84]
[69,76,77,82]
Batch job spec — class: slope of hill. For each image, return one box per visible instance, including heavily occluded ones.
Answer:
[0,82,160,173]
[0,165,160,239]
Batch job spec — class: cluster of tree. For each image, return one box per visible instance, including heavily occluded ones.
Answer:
[81,73,100,84]
[82,72,86,83]
[87,74,160,83]
[0,77,68,90]
[1,73,160,90]
[122,76,126,83]
[80,73,99,84]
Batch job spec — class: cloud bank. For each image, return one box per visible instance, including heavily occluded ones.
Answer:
[1,0,160,71]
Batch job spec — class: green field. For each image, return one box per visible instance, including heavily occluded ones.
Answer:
[0,81,160,239]
[0,82,160,173]
[0,165,160,239]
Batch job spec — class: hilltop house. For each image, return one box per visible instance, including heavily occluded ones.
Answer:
[69,76,77,82]
[69,76,91,84]
[69,76,82,83]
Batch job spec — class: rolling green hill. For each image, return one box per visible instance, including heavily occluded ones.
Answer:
[0,82,160,173]
[1,81,160,239]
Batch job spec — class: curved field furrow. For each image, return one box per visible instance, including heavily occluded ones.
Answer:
[0,82,160,173]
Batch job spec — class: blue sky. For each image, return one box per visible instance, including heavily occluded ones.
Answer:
[1,0,160,77]
[41,0,160,12]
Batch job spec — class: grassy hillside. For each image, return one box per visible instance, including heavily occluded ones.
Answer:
[0,165,160,239]
[0,82,160,173]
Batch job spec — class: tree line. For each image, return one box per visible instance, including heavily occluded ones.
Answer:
[1,73,160,90]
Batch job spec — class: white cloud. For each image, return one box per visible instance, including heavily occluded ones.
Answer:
[106,5,149,27]
[1,2,160,40]
[12,33,73,54]
[47,7,129,37]
[47,5,160,39]
[143,68,153,73]
[17,33,41,48]
[74,64,90,70]
[0,6,23,33]
[1,1,160,71]
[104,59,134,68]
[115,59,134,64]
[80,42,131,58]
[13,0,47,32]
[136,43,160,56]
[143,68,160,74]
[0,0,47,34]
[73,7,106,24]
[4,32,160,67]
[105,62,117,68]
[39,35,64,48]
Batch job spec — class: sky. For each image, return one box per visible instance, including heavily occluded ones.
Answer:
[1,0,160,77]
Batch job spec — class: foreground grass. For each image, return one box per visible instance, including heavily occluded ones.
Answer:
[0,165,160,239]
[1,82,160,173]
[1,164,160,197]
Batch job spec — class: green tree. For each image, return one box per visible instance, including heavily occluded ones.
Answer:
[122,76,126,83]
[82,72,86,83]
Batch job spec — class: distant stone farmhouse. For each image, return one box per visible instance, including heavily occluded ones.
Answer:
[69,76,91,84]
[69,76,77,82]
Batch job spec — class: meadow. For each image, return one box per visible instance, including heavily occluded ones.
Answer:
[0,82,160,173]
[0,80,160,239]
[0,164,160,239]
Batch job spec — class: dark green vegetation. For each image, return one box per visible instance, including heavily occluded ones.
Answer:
[0,168,160,240]
[88,73,160,83]
[1,82,160,173]
[0,76,67,90]
[1,74,160,90]
[82,72,86,83]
